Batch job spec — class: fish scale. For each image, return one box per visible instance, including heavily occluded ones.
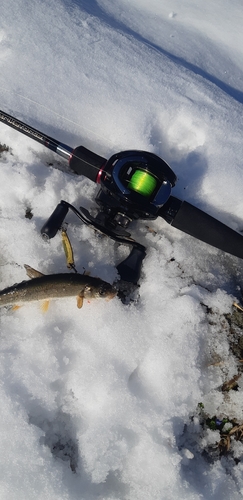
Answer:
[0,266,116,309]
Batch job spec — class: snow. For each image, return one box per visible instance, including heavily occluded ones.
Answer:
[1,0,243,498]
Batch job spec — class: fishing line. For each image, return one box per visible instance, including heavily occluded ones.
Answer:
[0,94,158,188]
[0,85,116,176]
[0,88,159,192]
[0,85,113,147]
[128,170,157,197]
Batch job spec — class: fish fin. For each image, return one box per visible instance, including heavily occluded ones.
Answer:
[11,304,22,311]
[77,295,83,309]
[41,300,50,313]
[24,264,45,279]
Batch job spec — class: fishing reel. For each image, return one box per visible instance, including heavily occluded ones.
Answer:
[41,149,177,283]
[2,108,243,288]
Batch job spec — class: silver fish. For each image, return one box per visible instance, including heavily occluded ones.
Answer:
[0,265,116,310]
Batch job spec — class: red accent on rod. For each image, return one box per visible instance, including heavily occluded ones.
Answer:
[96,161,107,183]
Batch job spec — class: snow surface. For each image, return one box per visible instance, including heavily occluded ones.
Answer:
[1,0,243,498]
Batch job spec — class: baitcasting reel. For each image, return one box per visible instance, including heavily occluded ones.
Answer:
[41,148,178,283]
[1,109,243,286]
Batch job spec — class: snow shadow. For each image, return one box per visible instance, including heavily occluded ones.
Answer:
[71,0,243,105]
[3,370,80,474]
[30,408,79,472]
[171,149,208,204]
[174,416,242,500]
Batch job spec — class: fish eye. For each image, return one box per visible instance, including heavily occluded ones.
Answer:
[98,285,108,296]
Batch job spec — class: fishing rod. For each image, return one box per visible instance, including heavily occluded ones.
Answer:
[1,108,243,285]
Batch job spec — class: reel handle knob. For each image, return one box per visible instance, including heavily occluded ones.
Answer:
[40,201,69,239]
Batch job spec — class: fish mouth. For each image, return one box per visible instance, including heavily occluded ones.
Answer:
[105,290,117,301]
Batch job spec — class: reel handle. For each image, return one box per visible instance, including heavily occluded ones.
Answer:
[116,246,146,283]
[40,201,69,239]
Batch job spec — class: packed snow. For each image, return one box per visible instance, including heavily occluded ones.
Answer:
[1,0,243,498]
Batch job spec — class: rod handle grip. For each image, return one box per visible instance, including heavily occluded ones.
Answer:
[69,146,107,182]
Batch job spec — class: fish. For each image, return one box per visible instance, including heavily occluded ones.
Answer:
[0,265,116,310]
